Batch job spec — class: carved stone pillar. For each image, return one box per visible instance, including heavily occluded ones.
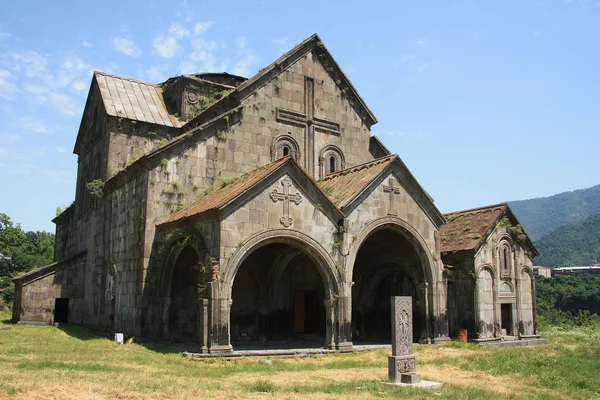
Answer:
[197,298,209,354]
[324,299,336,350]
[207,282,232,355]
[388,296,419,383]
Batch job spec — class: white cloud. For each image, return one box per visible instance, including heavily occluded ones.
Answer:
[231,53,256,77]
[23,83,49,95]
[17,116,51,134]
[153,36,179,58]
[194,21,215,35]
[169,23,190,38]
[416,37,428,46]
[0,26,11,41]
[418,62,430,73]
[71,80,88,92]
[146,67,166,83]
[386,131,409,138]
[273,37,291,55]
[47,93,80,116]
[5,50,48,77]
[236,36,248,49]
[0,69,17,99]
[180,61,197,75]
[111,37,142,57]
[82,40,94,47]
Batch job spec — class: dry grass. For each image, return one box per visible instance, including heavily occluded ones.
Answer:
[1,312,598,399]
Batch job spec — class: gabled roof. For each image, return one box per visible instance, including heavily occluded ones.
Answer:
[321,155,397,208]
[157,156,343,228]
[441,203,507,253]
[440,203,539,256]
[321,154,445,228]
[95,71,180,128]
[235,33,377,128]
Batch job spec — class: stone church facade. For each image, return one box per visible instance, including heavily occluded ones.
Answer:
[12,34,540,351]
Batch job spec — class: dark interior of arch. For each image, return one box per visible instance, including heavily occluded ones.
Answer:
[352,228,425,343]
[169,245,200,341]
[231,243,326,344]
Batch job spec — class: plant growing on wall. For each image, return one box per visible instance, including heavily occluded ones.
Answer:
[86,179,105,198]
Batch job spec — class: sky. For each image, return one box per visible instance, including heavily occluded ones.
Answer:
[0,0,599,232]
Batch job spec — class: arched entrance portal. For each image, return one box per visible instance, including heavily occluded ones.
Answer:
[352,227,428,343]
[230,243,327,346]
[168,245,200,340]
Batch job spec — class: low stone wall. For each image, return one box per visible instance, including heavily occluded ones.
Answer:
[13,253,86,324]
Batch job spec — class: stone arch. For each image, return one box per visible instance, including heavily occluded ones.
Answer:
[346,216,436,285]
[476,264,496,339]
[157,230,209,299]
[141,228,209,338]
[271,134,300,162]
[518,266,535,336]
[348,216,437,342]
[319,144,345,178]
[222,229,340,300]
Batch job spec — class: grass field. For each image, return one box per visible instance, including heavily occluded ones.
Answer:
[1,311,599,399]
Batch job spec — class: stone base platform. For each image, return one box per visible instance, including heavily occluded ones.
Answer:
[384,380,443,390]
[477,338,548,347]
[184,343,391,359]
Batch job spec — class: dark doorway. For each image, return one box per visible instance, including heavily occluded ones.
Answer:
[54,298,69,323]
[168,246,200,341]
[352,228,426,344]
[231,243,326,346]
[501,303,513,335]
[294,290,318,334]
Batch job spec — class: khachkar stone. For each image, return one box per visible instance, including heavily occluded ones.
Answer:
[388,296,419,383]
[387,296,442,388]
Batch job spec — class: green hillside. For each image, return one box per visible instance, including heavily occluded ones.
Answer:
[509,184,600,241]
[534,213,600,267]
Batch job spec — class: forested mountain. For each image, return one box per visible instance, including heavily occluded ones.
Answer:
[534,214,600,267]
[509,184,600,241]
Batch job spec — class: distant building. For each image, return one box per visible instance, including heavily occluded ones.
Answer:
[533,266,552,278]
[552,266,600,277]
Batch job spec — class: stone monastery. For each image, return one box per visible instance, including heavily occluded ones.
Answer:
[12,34,541,352]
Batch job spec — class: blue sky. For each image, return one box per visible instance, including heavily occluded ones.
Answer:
[1,0,599,232]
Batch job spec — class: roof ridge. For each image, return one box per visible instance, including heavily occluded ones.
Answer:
[95,70,159,87]
[443,202,508,216]
[323,154,397,181]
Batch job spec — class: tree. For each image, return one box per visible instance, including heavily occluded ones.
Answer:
[0,213,55,306]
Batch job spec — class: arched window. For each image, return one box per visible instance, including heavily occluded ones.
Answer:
[271,134,300,162]
[329,155,336,173]
[283,145,290,157]
[318,145,345,179]
[499,242,512,278]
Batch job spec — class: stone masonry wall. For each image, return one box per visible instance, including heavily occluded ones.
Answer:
[18,256,86,324]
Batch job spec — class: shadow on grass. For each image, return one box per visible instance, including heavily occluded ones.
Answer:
[56,324,183,355]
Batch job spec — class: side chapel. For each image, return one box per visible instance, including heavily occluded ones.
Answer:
[12,34,540,351]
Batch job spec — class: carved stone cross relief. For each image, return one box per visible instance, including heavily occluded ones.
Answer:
[276,77,341,176]
[269,179,303,227]
[383,178,401,216]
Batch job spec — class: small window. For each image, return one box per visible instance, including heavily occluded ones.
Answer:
[283,146,290,156]
[329,155,336,173]
[503,247,509,271]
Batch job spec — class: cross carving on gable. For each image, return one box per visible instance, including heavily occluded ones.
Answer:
[269,179,303,227]
[383,178,401,216]
[276,77,341,176]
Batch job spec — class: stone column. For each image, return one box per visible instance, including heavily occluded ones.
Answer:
[161,297,170,338]
[324,299,336,349]
[388,296,420,384]
[197,298,209,354]
[207,282,233,355]
[335,295,353,350]
[419,282,431,344]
